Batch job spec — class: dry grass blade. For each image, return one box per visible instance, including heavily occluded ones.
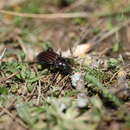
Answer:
[0,10,90,19]
[0,48,6,61]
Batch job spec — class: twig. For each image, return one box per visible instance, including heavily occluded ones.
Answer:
[0,10,90,19]
[0,106,28,129]
[36,80,41,105]
[58,75,70,95]
[0,99,16,117]
[96,20,130,43]
[0,71,20,83]
[26,85,37,102]
[98,48,110,57]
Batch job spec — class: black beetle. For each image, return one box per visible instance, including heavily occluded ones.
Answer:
[36,48,72,74]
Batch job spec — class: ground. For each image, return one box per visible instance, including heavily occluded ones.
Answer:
[0,0,130,130]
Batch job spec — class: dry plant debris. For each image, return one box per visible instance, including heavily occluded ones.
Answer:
[0,0,130,130]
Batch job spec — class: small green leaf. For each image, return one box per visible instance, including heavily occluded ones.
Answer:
[16,101,34,126]
[85,74,122,106]
[0,87,8,95]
